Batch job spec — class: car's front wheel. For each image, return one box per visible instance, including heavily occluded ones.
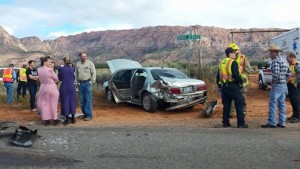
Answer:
[258,75,267,90]
[106,88,115,103]
[142,93,158,113]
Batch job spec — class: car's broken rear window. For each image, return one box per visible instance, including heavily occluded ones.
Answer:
[151,69,189,80]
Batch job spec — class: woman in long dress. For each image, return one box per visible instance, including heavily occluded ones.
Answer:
[58,57,76,125]
[37,56,59,126]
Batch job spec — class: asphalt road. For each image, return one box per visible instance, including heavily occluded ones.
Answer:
[0,127,300,169]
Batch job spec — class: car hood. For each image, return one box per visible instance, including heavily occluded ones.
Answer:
[107,59,142,74]
[159,76,205,87]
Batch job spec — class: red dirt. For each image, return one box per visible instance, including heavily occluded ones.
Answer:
[0,75,297,128]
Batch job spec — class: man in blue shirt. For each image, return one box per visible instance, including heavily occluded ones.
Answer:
[3,64,17,103]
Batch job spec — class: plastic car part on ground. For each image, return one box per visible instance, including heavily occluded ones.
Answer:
[0,121,38,147]
[58,113,85,122]
[202,100,218,117]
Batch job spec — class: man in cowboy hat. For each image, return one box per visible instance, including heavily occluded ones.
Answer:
[262,44,291,128]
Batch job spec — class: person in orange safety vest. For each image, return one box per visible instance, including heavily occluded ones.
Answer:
[2,64,17,103]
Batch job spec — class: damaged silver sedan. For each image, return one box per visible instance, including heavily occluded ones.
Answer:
[102,59,208,112]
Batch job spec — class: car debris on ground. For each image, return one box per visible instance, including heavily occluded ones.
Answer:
[0,121,39,147]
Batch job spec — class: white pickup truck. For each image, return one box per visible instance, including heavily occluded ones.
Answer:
[258,28,300,90]
[258,63,272,90]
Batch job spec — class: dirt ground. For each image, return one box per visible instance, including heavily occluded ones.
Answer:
[1,75,299,128]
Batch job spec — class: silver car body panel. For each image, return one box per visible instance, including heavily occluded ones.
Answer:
[159,76,205,87]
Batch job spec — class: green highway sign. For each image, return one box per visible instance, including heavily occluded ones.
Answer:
[177,34,201,40]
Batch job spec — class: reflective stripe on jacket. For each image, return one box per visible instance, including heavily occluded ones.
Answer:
[236,55,245,74]
[19,68,27,82]
[3,68,13,82]
[288,62,299,84]
[219,58,234,83]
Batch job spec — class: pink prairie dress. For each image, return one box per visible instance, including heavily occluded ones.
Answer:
[37,66,59,121]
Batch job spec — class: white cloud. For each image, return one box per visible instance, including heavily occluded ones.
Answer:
[84,24,134,33]
[1,0,300,39]
[48,24,134,38]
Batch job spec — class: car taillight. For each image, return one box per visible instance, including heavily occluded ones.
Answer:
[170,88,182,94]
[196,84,206,91]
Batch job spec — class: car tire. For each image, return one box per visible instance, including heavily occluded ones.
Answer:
[142,93,158,113]
[258,75,267,90]
[106,88,115,103]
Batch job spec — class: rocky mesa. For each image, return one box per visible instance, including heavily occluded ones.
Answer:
[0,25,285,66]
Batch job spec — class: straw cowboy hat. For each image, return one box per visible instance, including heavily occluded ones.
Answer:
[268,44,283,52]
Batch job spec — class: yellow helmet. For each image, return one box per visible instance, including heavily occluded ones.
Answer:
[228,43,239,50]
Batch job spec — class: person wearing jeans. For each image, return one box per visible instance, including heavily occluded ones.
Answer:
[267,84,288,126]
[4,82,14,103]
[78,81,93,119]
[3,64,16,103]
[26,60,39,112]
[75,52,96,121]
[262,44,291,128]
[28,85,38,110]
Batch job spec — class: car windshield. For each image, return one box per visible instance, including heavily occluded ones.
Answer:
[151,69,189,80]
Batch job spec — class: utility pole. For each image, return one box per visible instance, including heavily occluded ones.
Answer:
[198,47,202,79]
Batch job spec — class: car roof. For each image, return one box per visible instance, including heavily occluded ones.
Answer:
[113,67,178,72]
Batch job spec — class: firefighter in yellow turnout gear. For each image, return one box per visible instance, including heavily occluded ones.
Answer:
[228,43,253,117]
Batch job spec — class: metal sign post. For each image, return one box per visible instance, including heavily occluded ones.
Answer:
[177,32,201,77]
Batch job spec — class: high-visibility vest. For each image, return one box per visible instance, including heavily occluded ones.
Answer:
[19,68,27,82]
[236,55,246,74]
[288,62,299,84]
[219,58,234,83]
[3,68,13,82]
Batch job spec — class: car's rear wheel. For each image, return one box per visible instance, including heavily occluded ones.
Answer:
[106,88,115,103]
[258,75,267,90]
[142,93,158,113]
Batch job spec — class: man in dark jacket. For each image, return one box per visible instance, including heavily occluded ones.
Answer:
[216,47,248,128]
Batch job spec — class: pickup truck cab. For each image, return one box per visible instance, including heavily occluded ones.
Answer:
[258,63,272,90]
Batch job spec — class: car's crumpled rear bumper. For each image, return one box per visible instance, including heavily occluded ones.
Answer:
[166,96,208,111]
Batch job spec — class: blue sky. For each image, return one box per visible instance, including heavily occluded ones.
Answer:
[0,0,299,39]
